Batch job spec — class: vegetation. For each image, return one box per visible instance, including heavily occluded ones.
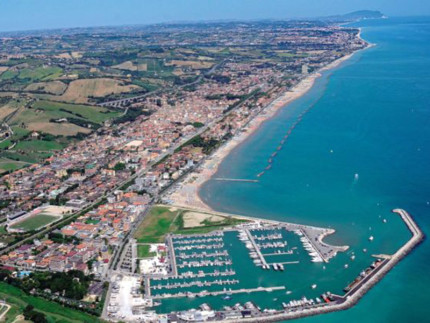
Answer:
[134,206,180,243]
[134,205,247,243]
[0,282,101,323]
[137,244,157,258]
[176,134,220,154]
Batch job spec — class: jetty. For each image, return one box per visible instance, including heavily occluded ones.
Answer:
[244,228,268,267]
[213,178,259,183]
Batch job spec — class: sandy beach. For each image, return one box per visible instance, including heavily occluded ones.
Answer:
[166,44,370,211]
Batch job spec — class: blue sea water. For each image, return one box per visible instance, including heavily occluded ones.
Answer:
[200,17,430,322]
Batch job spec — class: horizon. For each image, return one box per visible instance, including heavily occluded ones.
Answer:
[1,0,429,33]
[2,12,430,36]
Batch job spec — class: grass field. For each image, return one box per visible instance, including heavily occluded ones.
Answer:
[9,214,59,231]
[0,158,31,174]
[15,140,64,151]
[134,206,247,243]
[32,100,119,124]
[137,244,157,258]
[0,282,102,323]
[0,70,18,80]
[134,206,181,243]
[17,66,63,82]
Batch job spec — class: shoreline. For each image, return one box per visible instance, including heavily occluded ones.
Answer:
[166,40,373,212]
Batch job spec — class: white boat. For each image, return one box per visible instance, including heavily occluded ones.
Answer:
[369,236,374,241]
[311,284,317,289]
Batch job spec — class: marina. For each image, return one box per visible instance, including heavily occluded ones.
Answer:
[104,191,423,322]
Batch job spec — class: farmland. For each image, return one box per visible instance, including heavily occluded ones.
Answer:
[0,98,120,173]
[57,78,142,104]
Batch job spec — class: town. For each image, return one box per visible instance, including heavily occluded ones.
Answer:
[1,11,421,323]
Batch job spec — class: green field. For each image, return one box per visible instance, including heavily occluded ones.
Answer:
[134,205,247,243]
[17,66,63,82]
[0,70,18,80]
[137,244,157,258]
[15,140,64,151]
[9,214,59,231]
[0,282,102,323]
[32,100,120,124]
[134,206,181,243]
[0,158,31,174]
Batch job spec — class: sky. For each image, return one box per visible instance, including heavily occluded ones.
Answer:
[0,0,429,32]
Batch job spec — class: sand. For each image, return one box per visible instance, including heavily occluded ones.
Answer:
[182,211,224,228]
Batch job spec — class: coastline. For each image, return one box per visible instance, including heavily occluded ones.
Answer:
[166,41,372,212]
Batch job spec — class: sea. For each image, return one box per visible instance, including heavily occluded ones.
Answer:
[199,17,430,322]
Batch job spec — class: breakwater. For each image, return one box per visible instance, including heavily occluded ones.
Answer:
[217,209,424,322]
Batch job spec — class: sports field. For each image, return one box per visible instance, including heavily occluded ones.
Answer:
[9,214,58,231]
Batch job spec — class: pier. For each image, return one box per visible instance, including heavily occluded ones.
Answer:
[244,229,268,267]
[151,285,286,300]
[213,178,259,183]
[166,235,178,277]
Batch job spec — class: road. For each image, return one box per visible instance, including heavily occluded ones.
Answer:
[98,60,223,108]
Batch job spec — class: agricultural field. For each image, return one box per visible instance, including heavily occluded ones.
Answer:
[112,60,148,71]
[58,78,142,104]
[24,80,67,95]
[165,59,214,69]
[8,213,59,232]
[133,205,247,243]
[0,98,120,173]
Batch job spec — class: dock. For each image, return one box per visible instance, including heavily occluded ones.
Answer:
[151,285,286,300]
[267,261,299,265]
[216,209,424,323]
[166,235,178,277]
[244,228,268,267]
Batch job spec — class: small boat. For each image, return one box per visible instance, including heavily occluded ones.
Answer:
[223,295,232,300]
[363,248,367,253]
[351,255,356,260]
[311,284,317,289]
[344,264,349,269]
[369,236,374,241]
[383,219,387,223]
